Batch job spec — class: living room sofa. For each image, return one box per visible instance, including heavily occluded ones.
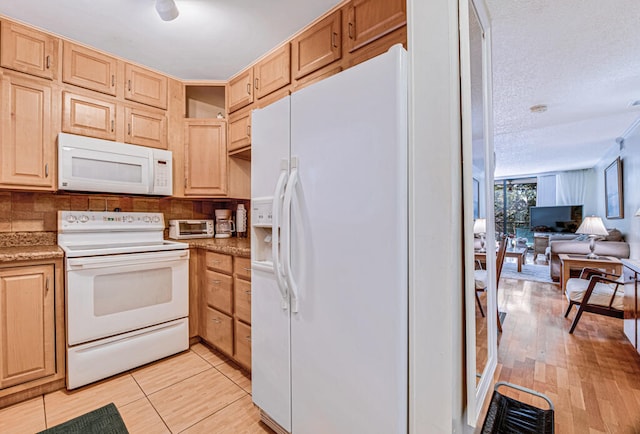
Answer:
[547,231,630,281]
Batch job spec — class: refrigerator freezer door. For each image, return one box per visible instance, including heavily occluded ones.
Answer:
[251,268,292,432]
[289,45,408,433]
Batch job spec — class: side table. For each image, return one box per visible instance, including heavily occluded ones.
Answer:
[558,254,623,292]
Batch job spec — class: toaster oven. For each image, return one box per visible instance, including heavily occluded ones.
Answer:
[168,219,214,239]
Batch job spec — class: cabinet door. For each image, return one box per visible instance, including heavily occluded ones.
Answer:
[0,75,54,189]
[292,10,342,79]
[345,0,406,53]
[203,306,233,356]
[125,107,167,149]
[62,91,116,141]
[234,320,251,369]
[0,21,58,80]
[255,44,291,99]
[0,265,55,389]
[228,108,251,153]
[234,257,252,281]
[227,68,254,113]
[62,41,118,96]
[124,63,168,110]
[184,120,228,196]
[234,278,252,324]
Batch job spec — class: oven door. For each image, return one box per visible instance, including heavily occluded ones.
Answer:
[66,249,189,346]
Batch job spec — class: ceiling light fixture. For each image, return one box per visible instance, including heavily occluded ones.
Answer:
[529,104,547,113]
[155,0,179,21]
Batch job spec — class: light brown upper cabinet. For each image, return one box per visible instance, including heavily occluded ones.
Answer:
[62,91,116,141]
[125,107,167,150]
[62,41,118,96]
[345,0,406,53]
[255,44,291,99]
[292,10,342,80]
[0,21,58,80]
[228,107,251,154]
[227,69,254,114]
[184,119,227,196]
[0,265,55,389]
[124,63,168,110]
[0,74,54,190]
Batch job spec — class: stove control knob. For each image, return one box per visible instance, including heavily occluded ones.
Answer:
[152,215,161,223]
[125,215,134,223]
[66,214,77,223]
[79,215,89,223]
[143,216,151,223]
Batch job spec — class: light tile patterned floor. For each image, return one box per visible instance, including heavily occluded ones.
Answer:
[0,343,272,433]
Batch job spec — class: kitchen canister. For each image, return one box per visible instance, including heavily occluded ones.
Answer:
[236,204,247,237]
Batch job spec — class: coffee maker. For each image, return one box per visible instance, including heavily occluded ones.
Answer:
[214,209,235,238]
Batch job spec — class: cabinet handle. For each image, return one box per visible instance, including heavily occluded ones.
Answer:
[246,83,251,95]
[243,267,251,271]
[348,22,354,39]
[111,120,115,132]
[46,55,51,69]
[211,260,221,264]
[212,280,221,284]
[45,276,50,292]
[254,78,259,90]
[245,335,251,342]
[111,75,115,87]
[184,178,187,189]
[244,290,252,295]
[128,80,132,91]
[127,123,131,135]
[332,32,338,48]
[212,318,221,324]
[45,163,49,178]
[246,125,251,136]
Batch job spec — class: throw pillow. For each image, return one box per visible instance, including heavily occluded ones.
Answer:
[603,228,624,242]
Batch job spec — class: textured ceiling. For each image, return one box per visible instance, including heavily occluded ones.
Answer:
[0,0,342,80]
[486,0,640,178]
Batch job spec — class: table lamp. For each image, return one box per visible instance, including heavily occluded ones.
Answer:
[473,218,487,253]
[576,216,609,259]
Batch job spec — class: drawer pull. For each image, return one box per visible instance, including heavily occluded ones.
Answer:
[243,267,251,272]
[46,55,51,69]
[212,280,222,284]
[212,318,221,324]
[245,290,252,295]
[245,335,251,342]
[211,260,221,264]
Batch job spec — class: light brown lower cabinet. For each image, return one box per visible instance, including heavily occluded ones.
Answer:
[0,259,65,408]
[203,306,234,357]
[199,252,252,369]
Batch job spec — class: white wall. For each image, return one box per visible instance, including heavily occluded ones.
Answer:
[594,122,640,258]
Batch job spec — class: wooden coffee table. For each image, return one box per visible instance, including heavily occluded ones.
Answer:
[558,254,623,292]
[475,247,527,272]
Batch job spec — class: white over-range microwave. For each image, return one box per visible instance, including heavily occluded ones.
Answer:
[58,132,172,196]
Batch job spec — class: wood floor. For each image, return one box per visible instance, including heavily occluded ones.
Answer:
[478,274,640,433]
[0,343,273,433]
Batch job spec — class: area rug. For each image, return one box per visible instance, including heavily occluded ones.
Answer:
[500,261,554,284]
[38,403,128,434]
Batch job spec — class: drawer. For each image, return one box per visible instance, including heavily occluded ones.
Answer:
[203,307,233,356]
[206,251,233,274]
[204,270,233,315]
[234,278,252,324]
[234,320,252,369]
[234,256,251,281]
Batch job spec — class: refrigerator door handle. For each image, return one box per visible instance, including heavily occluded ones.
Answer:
[282,165,300,313]
[272,166,290,309]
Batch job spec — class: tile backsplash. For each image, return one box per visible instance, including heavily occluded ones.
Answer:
[0,191,248,235]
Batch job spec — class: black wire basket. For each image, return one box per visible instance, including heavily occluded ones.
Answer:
[481,382,554,434]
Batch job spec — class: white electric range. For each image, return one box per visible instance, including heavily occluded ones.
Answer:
[58,211,190,389]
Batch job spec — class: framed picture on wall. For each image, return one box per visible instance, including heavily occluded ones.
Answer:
[473,178,479,219]
[605,157,623,219]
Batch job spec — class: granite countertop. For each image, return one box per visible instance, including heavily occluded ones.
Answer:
[180,237,251,258]
[0,245,64,263]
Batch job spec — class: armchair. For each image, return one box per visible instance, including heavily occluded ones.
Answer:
[564,267,625,333]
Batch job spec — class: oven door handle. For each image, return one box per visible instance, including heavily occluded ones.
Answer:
[67,250,189,270]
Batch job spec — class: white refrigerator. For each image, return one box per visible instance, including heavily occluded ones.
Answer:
[251,44,408,434]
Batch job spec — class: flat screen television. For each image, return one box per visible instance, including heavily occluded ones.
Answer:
[529,205,583,232]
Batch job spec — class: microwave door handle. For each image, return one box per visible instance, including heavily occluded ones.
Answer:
[148,152,155,194]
